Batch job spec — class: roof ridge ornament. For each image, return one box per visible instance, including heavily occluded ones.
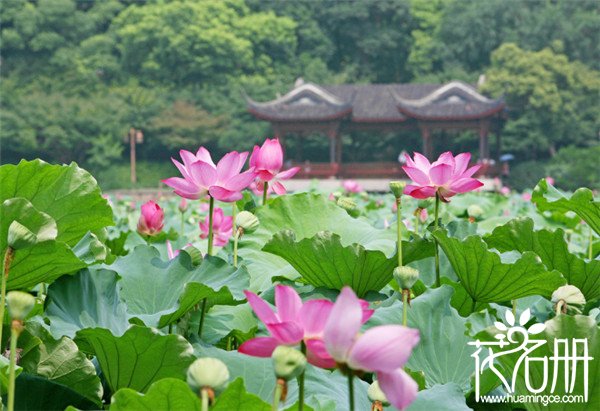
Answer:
[247,82,348,108]
[393,81,493,107]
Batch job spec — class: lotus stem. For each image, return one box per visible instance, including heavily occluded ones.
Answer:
[233,229,240,268]
[232,203,239,267]
[556,300,565,316]
[589,226,593,260]
[8,321,21,411]
[0,247,14,353]
[207,196,215,256]
[198,298,208,339]
[200,388,209,411]
[434,193,441,287]
[263,182,269,205]
[272,378,285,411]
[297,341,306,411]
[414,212,420,236]
[180,212,185,238]
[402,289,409,327]
[396,198,403,267]
[512,300,517,317]
[347,373,355,411]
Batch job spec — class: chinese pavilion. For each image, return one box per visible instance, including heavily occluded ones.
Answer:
[246,80,505,178]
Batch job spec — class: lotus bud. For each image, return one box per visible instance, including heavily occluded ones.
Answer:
[467,204,484,219]
[236,211,259,234]
[137,201,164,236]
[551,285,585,306]
[368,380,389,407]
[337,197,357,212]
[178,198,188,213]
[6,291,36,321]
[187,358,229,391]
[272,345,306,381]
[389,181,406,199]
[393,266,419,290]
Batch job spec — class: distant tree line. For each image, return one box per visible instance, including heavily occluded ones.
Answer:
[1,0,598,188]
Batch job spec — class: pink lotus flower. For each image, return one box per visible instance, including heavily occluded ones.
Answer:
[239,285,374,368]
[199,208,232,246]
[137,201,164,236]
[324,287,420,410]
[522,192,532,202]
[545,176,555,185]
[250,138,299,195]
[403,152,483,202]
[343,180,362,193]
[163,147,257,202]
[500,186,511,196]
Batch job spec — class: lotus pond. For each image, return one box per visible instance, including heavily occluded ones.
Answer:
[0,152,598,411]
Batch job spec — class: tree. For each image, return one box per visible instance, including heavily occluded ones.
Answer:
[482,43,600,160]
[111,0,297,86]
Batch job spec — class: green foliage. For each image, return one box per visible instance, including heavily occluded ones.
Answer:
[75,326,196,394]
[20,323,103,406]
[434,230,566,303]
[483,43,600,160]
[545,145,600,191]
[211,378,270,411]
[2,0,598,186]
[110,378,201,411]
[264,230,431,297]
[0,160,113,289]
[107,246,249,328]
[485,218,600,301]
[45,268,130,338]
[532,179,600,235]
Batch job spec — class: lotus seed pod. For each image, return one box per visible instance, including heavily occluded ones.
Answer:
[187,358,229,391]
[272,345,306,381]
[236,211,259,233]
[551,285,586,306]
[467,204,484,218]
[6,291,36,321]
[393,266,420,290]
[417,200,430,209]
[368,380,389,405]
[337,197,357,211]
[389,181,406,199]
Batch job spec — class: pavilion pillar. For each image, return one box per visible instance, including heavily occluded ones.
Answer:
[335,133,342,164]
[479,121,490,160]
[495,128,502,160]
[328,134,336,164]
[420,126,433,159]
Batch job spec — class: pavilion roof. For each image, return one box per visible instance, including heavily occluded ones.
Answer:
[246,81,504,122]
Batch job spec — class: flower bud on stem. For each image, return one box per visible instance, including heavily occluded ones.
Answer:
[6,291,33,411]
[396,198,403,267]
[200,387,213,411]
